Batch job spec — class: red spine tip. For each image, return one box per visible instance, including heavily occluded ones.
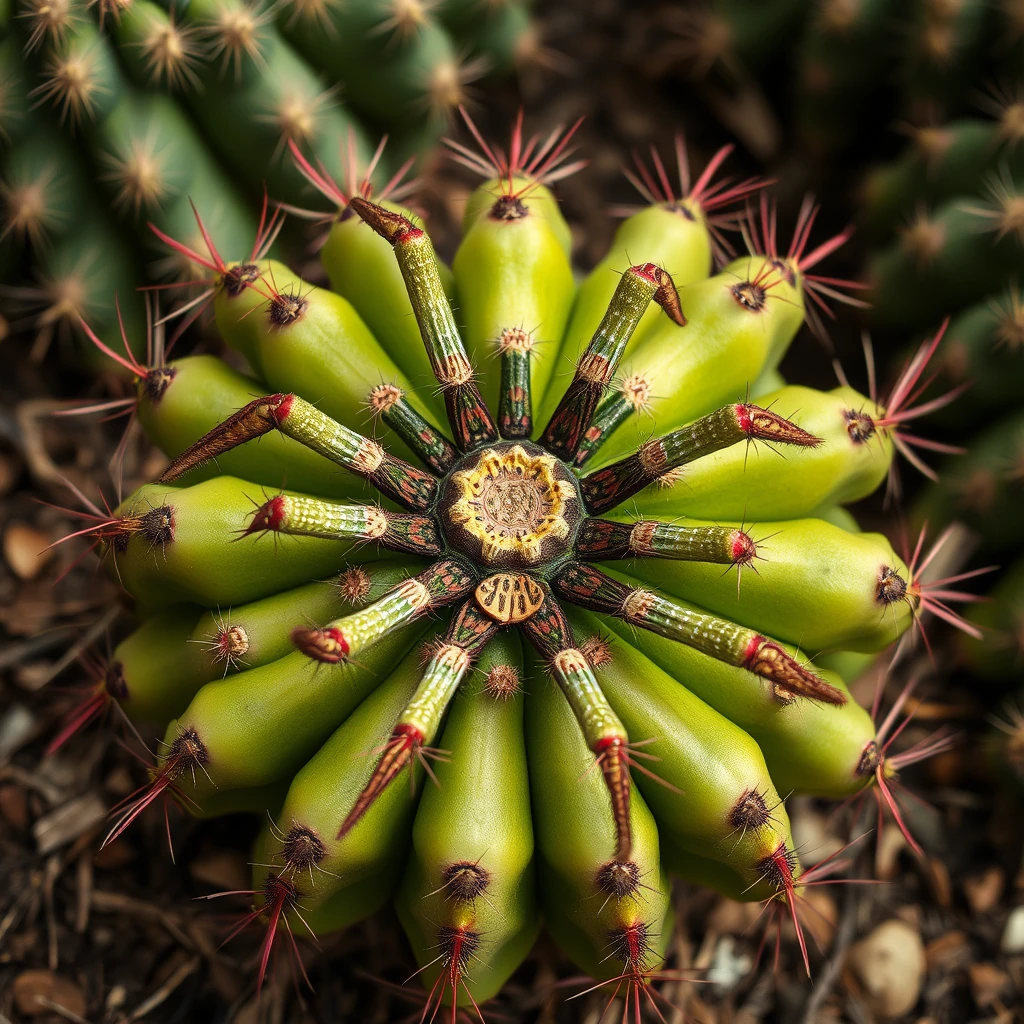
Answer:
[246,495,287,534]
[291,625,350,663]
[731,530,757,564]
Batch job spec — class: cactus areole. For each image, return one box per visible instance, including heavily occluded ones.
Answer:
[56,118,966,1012]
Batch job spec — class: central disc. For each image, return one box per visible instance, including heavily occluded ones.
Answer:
[440,441,582,569]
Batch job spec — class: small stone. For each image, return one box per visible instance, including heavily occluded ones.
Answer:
[846,919,926,1019]
[3,522,53,580]
[1001,904,1024,954]
[968,962,1009,1008]
[12,970,87,1018]
[964,866,1004,914]
[706,935,752,991]
[0,703,36,759]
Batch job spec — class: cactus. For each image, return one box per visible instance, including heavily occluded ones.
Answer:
[0,0,536,356]
[51,118,961,1013]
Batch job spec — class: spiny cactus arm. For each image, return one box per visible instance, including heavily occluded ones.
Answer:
[539,263,685,462]
[242,495,442,557]
[367,384,458,475]
[348,196,498,451]
[580,403,822,515]
[157,393,438,511]
[292,558,477,664]
[336,598,499,840]
[551,562,846,705]
[520,595,635,862]
[497,327,534,439]
[576,518,756,566]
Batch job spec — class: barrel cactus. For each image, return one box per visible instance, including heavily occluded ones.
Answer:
[56,118,959,1014]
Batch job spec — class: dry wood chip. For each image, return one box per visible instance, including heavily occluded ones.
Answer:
[32,793,106,855]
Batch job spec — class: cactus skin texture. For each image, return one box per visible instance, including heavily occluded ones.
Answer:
[0,0,536,359]
[58,119,952,1011]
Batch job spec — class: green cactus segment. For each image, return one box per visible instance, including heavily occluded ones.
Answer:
[169,0,372,205]
[111,0,204,91]
[109,477,389,609]
[604,516,915,652]
[596,598,877,800]
[136,355,370,501]
[923,290,1024,427]
[565,608,800,891]
[525,647,672,985]
[629,386,893,522]
[30,15,125,128]
[110,561,415,726]
[90,88,255,262]
[548,139,761,401]
[452,190,575,418]
[863,114,1024,242]
[587,263,804,465]
[915,409,1024,554]
[249,642,435,940]
[154,614,429,803]
[397,633,539,1012]
[277,0,463,135]
[318,192,453,417]
[541,262,672,460]
[870,198,1024,329]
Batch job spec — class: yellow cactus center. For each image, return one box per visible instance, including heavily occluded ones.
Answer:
[442,442,580,567]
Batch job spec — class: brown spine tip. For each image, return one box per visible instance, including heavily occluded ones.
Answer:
[732,281,767,312]
[291,625,350,663]
[349,196,420,244]
[743,636,846,705]
[224,261,261,296]
[595,859,641,899]
[141,366,176,403]
[844,408,877,443]
[442,861,492,900]
[595,736,633,862]
[580,633,614,668]
[735,404,823,447]
[337,724,421,839]
[876,566,908,605]
[856,739,882,777]
[484,663,521,699]
[159,394,291,482]
[141,505,175,549]
[650,266,686,326]
[268,288,308,327]
[728,788,771,830]
[336,566,372,604]
[368,382,404,414]
[280,824,326,873]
